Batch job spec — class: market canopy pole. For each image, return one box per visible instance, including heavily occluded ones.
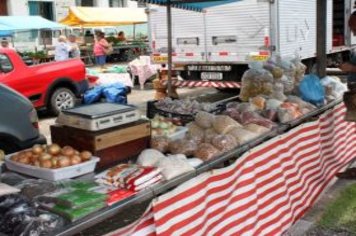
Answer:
[167,0,173,97]
[316,0,327,78]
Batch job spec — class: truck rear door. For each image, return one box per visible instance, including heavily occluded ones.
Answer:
[149,7,206,64]
[205,0,270,64]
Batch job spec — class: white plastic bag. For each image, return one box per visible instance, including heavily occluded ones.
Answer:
[157,156,195,180]
[137,149,166,167]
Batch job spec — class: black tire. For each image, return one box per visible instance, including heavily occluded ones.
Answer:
[49,87,76,115]
[0,140,19,154]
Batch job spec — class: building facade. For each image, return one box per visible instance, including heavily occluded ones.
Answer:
[3,0,140,21]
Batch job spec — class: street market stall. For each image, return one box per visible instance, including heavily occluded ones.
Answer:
[60,7,149,63]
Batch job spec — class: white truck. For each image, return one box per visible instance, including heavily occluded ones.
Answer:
[148,0,356,83]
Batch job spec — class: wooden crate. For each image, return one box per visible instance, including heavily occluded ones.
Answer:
[50,120,151,169]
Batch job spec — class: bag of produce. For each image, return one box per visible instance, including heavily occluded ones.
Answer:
[150,136,169,153]
[213,115,242,134]
[299,74,325,106]
[228,127,260,144]
[240,111,276,129]
[278,102,303,122]
[168,139,198,156]
[261,109,279,122]
[187,122,205,143]
[244,124,270,135]
[55,190,107,210]
[194,143,221,161]
[240,62,274,101]
[157,156,195,180]
[211,134,238,152]
[137,149,166,167]
[195,111,215,129]
[286,95,316,111]
[271,82,287,101]
[52,201,106,222]
[223,108,241,123]
[204,128,219,143]
[291,56,307,84]
[250,96,266,110]
[266,98,283,110]
[320,76,347,101]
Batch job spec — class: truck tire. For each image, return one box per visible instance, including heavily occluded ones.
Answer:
[49,87,76,115]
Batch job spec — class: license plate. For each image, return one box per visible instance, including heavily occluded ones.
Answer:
[201,72,223,80]
[152,56,168,63]
[249,55,269,61]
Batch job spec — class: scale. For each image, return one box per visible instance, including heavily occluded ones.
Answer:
[56,103,140,131]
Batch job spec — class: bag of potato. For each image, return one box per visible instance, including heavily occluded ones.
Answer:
[194,143,221,161]
[211,134,238,152]
[195,111,215,129]
[228,127,260,144]
[212,115,242,134]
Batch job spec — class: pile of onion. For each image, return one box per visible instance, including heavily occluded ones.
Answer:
[10,144,92,169]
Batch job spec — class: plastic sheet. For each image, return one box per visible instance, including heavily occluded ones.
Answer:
[299,74,325,106]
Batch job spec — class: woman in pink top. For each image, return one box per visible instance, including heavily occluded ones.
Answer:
[93,32,109,68]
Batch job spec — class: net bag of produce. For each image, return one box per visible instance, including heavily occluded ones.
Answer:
[228,127,260,144]
[157,156,195,180]
[195,111,215,129]
[291,56,307,84]
[187,122,205,143]
[213,115,242,134]
[204,128,219,143]
[168,139,198,156]
[299,74,325,106]
[240,62,274,101]
[212,134,238,152]
[194,143,221,161]
[250,96,266,110]
[137,149,166,167]
[244,124,270,135]
[271,82,287,101]
[150,136,169,153]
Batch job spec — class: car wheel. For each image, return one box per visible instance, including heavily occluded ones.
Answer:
[0,141,19,154]
[49,88,76,115]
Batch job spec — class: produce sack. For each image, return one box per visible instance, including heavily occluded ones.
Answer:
[187,122,205,143]
[299,74,325,106]
[102,83,128,104]
[204,128,219,143]
[271,82,287,101]
[265,98,283,110]
[320,76,347,101]
[228,127,260,144]
[194,143,221,161]
[137,149,166,167]
[286,95,316,111]
[213,115,242,134]
[195,111,215,129]
[211,134,238,152]
[250,96,266,110]
[240,62,274,101]
[240,111,276,129]
[168,139,198,156]
[157,156,195,180]
[223,108,241,123]
[261,109,278,122]
[244,124,270,134]
[55,190,107,209]
[150,136,169,153]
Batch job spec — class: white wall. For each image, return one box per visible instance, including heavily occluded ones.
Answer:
[7,0,28,16]
[127,0,138,8]
[95,0,109,7]
[55,0,76,21]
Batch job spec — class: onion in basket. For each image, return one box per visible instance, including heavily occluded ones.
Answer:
[70,155,82,165]
[48,144,61,155]
[32,144,43,155]
[61,146,75,156]
[80,151,92,161]
[57,156,71,168]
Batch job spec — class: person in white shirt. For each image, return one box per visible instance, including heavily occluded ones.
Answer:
[0,38,14,50]
[68,34,80,58]
[54,35,71,61]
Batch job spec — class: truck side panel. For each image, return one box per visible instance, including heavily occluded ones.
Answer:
[276,0,332,59]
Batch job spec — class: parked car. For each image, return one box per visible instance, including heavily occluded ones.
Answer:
[0,84,46,154]
[0,48,88,115]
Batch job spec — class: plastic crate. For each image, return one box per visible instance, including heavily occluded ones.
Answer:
[146,100,226,125]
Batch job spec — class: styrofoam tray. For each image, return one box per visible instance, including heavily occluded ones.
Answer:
[5,154,99,181]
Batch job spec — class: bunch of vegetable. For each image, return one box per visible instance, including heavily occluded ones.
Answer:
[151,115,180,137]
[10,144,92,169]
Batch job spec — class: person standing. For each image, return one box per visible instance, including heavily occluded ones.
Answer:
[117,31,127,43]
[93,32,110,68]
[54,35,71,61]
[339,11,356,121]
[68,34,81,59]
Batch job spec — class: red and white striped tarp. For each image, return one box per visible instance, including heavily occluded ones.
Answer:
[161,80,241,88]
[111,103,356,236]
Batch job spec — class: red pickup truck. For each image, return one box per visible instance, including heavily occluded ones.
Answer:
[0,49,88,115]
